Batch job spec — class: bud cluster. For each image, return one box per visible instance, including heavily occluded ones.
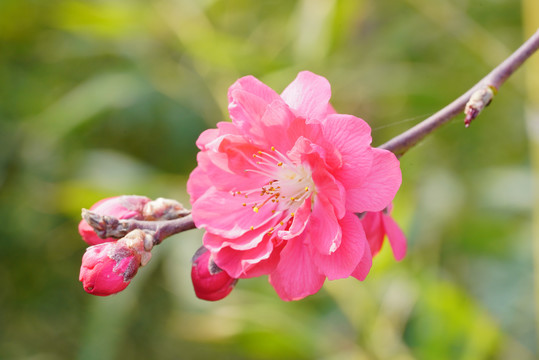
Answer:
[78,195,187,296]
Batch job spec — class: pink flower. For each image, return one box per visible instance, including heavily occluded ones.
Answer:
[360,207,406,261]
[79,230,153,296]
[191,247,237,301]
[78,195,150,245]
[187,71,402,301]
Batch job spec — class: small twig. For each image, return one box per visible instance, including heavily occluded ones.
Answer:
[82,209,196,244]
[379,28,539,157]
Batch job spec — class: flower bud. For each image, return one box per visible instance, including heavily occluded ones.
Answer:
[79,229,153,296]
[78,195,151,245]
[142,197,189,220]
[191,247,237,301]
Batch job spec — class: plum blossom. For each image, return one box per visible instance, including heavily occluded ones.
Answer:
[187,71,402,301]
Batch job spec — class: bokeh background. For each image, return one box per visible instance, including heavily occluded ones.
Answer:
[2,0,539,359]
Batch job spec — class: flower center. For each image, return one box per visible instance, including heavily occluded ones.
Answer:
[235,146,315,232]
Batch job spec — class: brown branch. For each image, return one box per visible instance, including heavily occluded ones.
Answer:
[379,28,539,157]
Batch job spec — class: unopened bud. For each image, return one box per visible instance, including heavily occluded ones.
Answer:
[464,85,496,127]
[79,229,154,296]
[191,247,237,301]
[78,195,151,245]
[142,197,189,220]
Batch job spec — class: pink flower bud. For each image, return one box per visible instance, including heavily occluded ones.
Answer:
[191,247,237,301]
[78,195,151,245]
[79,230,153,296]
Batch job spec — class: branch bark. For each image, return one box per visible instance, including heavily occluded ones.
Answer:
[379,28,539,157]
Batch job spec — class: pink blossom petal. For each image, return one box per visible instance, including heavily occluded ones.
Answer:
[188,151,265,199]
[309,194,341,255]
[322,114,373,187]
[350,243,373,281]
[258,100,298,151]
[269,236,325,301]
[212,236,275,278]
[278,197,311,240]
[361,211,385,256]
[187,165,213,203]
[346,148,402,212]
[204,223,268,251]
[312,212,366,280]
[192,187,280,238]
[383,214,407,261]
[280,71,332,121]
[228,75,282,105]
[311,162,346,219]
[228,76,283,138]
[239,243,283,278]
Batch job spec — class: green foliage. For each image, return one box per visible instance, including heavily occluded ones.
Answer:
[0,0,535,359]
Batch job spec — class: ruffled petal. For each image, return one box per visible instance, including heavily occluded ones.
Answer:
[228,76,285,141]
[192,187,280,238]
[212,235,275,278]
[312,212,366,280]
[309,194,341,255]
[346,148,402,212]
[350,243,373,281]
[360,211,385,256]
[269,236,325,301]
[383,214,407,261]
[186,165,213,203]
[322,114,373,187]
[280,71,332,121]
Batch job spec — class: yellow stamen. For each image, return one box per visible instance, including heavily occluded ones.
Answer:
[253,206,259,213]
[277,162,283,166]
[271,146,275,151]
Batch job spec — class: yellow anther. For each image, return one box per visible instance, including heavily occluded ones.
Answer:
[250,226,254,230]
[277,162,283,166]
[305,187,309,191]
[271,146,275,151]
[291,212,295,217]
[242,203,246,206]
[290,197,295,201]
[280,221,284,226]
[253,206,259,213]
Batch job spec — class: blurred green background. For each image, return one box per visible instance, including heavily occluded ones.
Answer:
[1,0,538,359]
